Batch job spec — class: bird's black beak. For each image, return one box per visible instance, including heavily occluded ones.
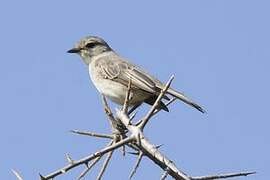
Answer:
[67,48,81,53]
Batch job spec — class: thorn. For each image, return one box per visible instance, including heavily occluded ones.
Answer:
[39,174,46,180]
[127,151,140,156]
[66,153,74,164]
[61,169,66,174]
[156,144,164,149]
[122,145,126,156]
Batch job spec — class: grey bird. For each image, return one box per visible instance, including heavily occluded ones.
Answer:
[67,36,205,113]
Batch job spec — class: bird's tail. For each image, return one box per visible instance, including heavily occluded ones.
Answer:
[166,87,205,113]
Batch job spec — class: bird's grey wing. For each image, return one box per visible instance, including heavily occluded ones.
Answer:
[99,58,158,93]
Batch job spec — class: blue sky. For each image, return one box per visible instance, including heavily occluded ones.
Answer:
[0,0,269,179]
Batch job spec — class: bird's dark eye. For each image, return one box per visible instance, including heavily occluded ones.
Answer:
[85,42,96,48]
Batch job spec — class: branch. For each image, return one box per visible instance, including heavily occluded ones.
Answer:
[129,152,143,179]
[77,156,102,180]
[39,75,255,180]
[191,171,256,180]
[139,75,174,130]
[116,109,190,180]
[42,137,134,179]
[70,130,113,139]
[77,140,114,179]
[102,95,118,131]
[97,150,114,180]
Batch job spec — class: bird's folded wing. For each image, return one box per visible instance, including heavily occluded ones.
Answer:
[100,61,157,93]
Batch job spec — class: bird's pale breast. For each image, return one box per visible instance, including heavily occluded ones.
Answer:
[89,60,149,105]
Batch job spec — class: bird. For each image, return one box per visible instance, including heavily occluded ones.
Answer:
[67,36,205,113]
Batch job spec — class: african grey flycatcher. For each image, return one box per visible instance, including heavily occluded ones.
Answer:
[67,36,205,113]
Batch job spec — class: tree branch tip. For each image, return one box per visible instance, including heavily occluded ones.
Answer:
[245,171,256,176]
[129,111,137,120]
[166,75,175,87]
[39,173,46,180]
[70,129,79,134]
[12,169,24,180]
[191,171,256,180]
[127,151,140,156]
[156,144,164,149]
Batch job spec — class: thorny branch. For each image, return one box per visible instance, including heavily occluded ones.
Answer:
[14,76,255,180]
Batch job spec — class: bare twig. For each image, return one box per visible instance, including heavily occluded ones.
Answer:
[139,75,174,130]
[97,150,114,180]
[12,169,23,180]
[42,137,134,179]
[191,171,256,180]
[129,152,143,179]
[77,140,114,179]
[102,95,118,130]
[71,130,113,139]
[78,156,102,180]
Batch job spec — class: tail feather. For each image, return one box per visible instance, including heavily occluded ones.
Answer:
[164,87,205,113]
[155,86,206,113]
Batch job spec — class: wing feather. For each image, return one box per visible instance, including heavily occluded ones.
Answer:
[99,58,157,93]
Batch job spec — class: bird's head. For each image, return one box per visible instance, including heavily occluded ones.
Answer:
[67,36,112,65]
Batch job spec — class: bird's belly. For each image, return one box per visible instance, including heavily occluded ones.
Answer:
[97,81,149,105]
[89,64,150,105]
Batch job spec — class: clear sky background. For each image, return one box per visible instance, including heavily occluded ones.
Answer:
[0,0,269,179]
